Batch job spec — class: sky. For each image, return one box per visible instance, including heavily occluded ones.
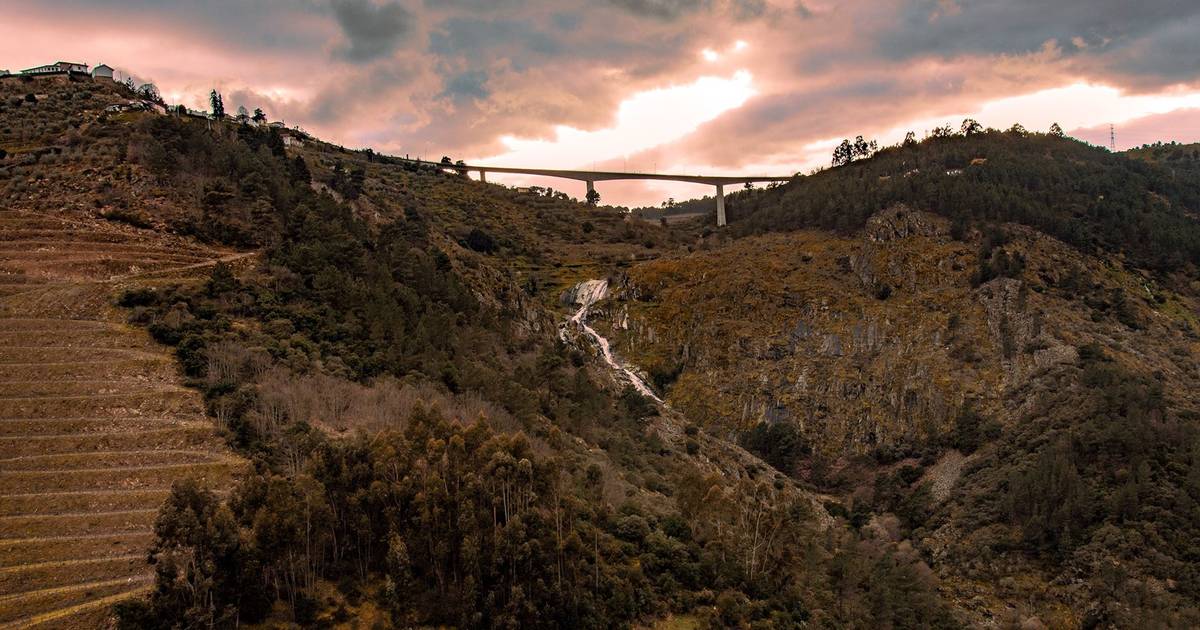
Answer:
[3,0,1199,206]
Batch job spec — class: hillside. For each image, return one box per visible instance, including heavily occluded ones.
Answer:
[1,74,963,629]
[1124,141,1200,182]
[6,71,1200,628]
[717,130,1200,274]
[0,207,248,625]
[596,134,1200,626]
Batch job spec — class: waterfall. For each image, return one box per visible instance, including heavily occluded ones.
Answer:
[561,279,664,405]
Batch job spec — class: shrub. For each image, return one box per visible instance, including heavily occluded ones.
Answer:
[464,227,497,253]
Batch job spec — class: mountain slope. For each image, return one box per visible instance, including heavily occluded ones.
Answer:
[599,135,1200,625]
[724,131,1200,273]
[0,208,248,629]
[2,75,962,628]
[9,72,1200,628]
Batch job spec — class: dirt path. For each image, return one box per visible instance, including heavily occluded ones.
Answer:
[0,210,250,628]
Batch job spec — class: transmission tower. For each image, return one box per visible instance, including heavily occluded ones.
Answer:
[1110,124,1116,151]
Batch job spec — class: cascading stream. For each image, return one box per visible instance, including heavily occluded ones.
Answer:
[562,279,664,405]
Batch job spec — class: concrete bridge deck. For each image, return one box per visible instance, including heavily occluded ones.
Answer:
[405,158,796,226]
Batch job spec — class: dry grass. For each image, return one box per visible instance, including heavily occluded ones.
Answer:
[0,208,248,628]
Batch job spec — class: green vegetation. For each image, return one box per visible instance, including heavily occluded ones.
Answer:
[19,75,1200,627]
[940,347,1200,625]
[727,130,1200,272]
[107,112,955,627]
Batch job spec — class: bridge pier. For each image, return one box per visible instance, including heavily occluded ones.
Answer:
[479,170,487,183]
[586,180,595,196]
[715,184,726,227]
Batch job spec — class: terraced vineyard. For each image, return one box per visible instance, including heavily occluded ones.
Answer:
[0,209,248,628]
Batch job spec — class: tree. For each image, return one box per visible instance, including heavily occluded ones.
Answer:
[930,124,954,138]
[832,139,853,166]
[960,118,983,136]
[1049,122,1064,137]
[114,480,271,627]
[137,83,160,102]
[1007,123,1027,135]
[903,131,917,147]
[209,89,225,118]
[585,187,601,206]
[252,107,266,123]
[852,135,877,160]
[465,227,497,253]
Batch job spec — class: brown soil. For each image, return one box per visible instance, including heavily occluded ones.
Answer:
[0,209,249,628]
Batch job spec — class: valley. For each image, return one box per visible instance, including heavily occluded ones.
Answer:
[1,72,1200,628]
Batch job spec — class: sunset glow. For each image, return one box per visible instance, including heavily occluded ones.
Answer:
[2,0,1197,206]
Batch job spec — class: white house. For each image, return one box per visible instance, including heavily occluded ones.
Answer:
[91,64,114,80]
[21,61,88,76]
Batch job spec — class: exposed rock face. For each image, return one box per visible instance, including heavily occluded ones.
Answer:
[922,449,966,502]
[598,212,993,456]
[601,208,1197,466]
[560,278,609,309]
[865,205,947,242]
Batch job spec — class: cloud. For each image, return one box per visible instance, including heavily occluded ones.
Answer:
[1071,108,1200,150]
[3,0,1199,205]
[331,0,414,61]
[609,0,711,21]
[875,0,1200,89]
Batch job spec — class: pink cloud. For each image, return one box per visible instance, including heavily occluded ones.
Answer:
[1072,108,1200,150]
[2,0,1198,206]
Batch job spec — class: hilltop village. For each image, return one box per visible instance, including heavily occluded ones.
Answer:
[1,59,295,129]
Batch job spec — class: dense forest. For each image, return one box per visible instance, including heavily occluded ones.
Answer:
[722,130,1200,274]
[614,129,1200,625]
[109,115,956,628]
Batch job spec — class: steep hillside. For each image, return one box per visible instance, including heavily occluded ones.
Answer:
[599,135,1200,625]
[723,130,1200,273]
[0,208,248,628]
[9,72,1200,628]
[1124,141,1200,181]
[2,75,963,629]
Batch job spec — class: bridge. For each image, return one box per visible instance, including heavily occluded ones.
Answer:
[405,159,795,226]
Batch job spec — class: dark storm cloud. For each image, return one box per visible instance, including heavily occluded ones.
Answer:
[1101,12,1200,88]
[727,0,767,20]
[877,0,1200,85]
[442,70,490,100]
[430,17,564,64]
[331,0,414,61]
[609,0,711,21]
[7,0,1200,189]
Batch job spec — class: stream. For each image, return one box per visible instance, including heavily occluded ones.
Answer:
[561,279,664,405]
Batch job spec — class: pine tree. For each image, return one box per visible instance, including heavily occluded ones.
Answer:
[209,89,225,118]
